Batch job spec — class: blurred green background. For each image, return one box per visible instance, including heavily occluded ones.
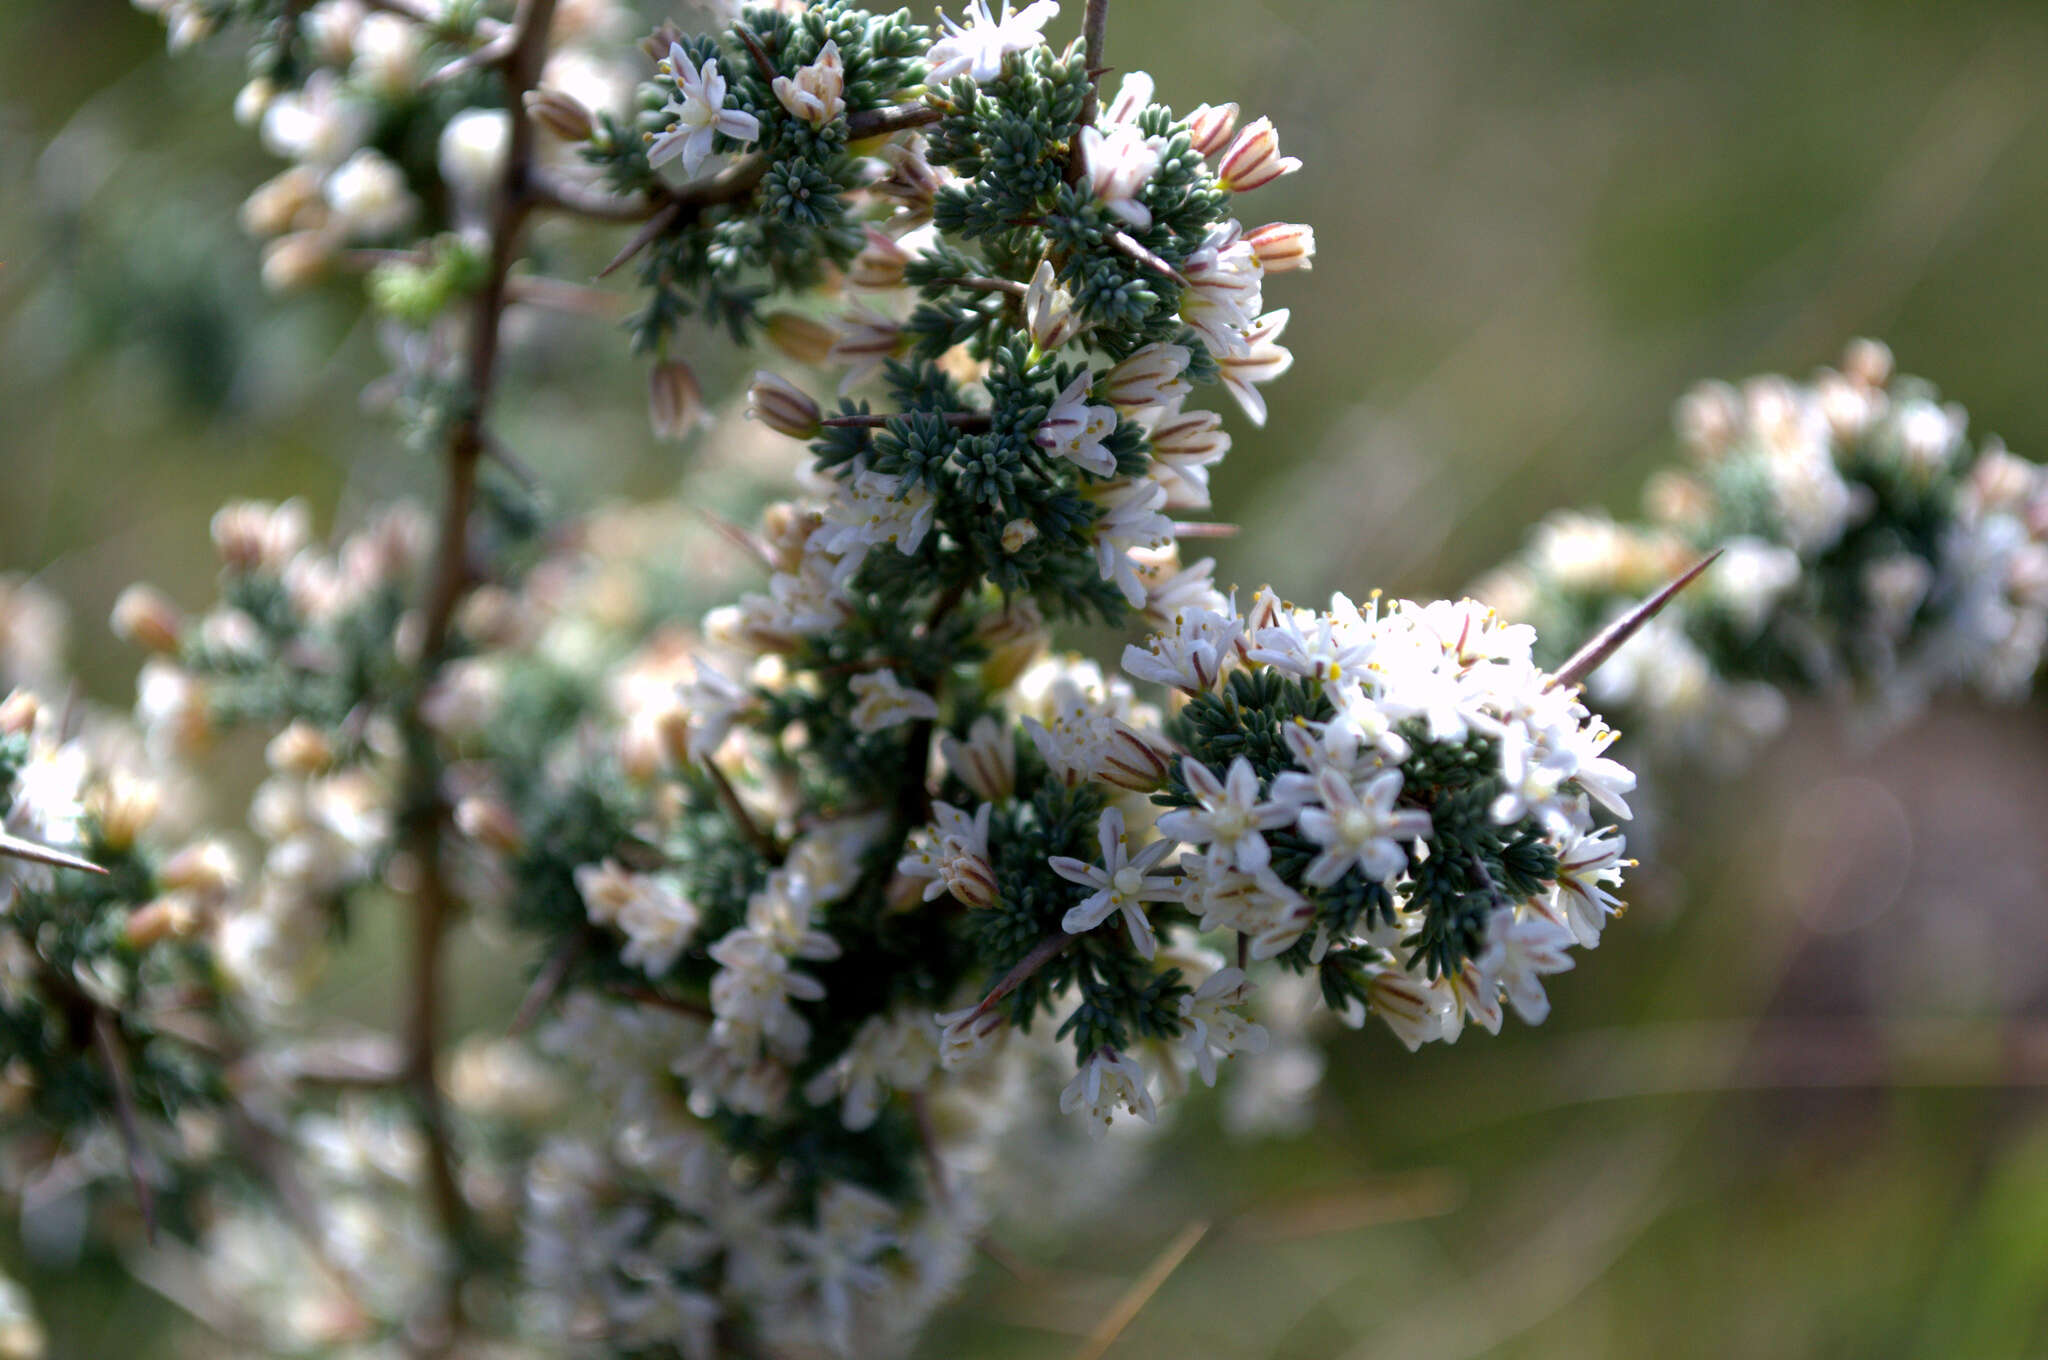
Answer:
[8,0,2048,1355]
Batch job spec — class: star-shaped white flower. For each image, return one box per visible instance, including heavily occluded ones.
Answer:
[649,45,761,177]
[1034,372,1119,477]
[1048,806,1181,959]
[926,1,1060,85]
[1295,767,1431,887]
[1155,755,1290,872]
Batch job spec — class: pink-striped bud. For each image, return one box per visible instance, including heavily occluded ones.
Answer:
[523,86,594,142]
[1098,720,1173,791]
[848,228,912,290]
[1100,343,1191,411]
[648,360,705,440]
[1245,221,1316,272]
[746,371,823,439]
[1185,101,1240,157]
[1216,117,1301,191]
[111,584,184,654]
[764,311,839,365]
[1149,408,1231,463]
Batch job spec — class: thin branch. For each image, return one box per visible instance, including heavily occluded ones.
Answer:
[848,102,943,141]
[528,169,664,222]
[508,934,586,1036]
[971,930,1071,1020]
[393,0,560,1344]
[91,1010,156,1243]
[1064,0,1113,186]
[732,22,780,83]
[1068,1218,1209,1360]
[605,984,715,1021]
[507,273,628,318]
[1546,549,1722,692]
[705,758,781,860]
[596,201,682,278]
[1109,228,1190,285]
[821,411,992,431]
[930,274,1030,299]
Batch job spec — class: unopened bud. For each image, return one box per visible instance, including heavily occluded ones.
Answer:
[848,228,911,290]
[1000,518,1038,553]
[260,229,334,292]
[210,500,310,573]
[125,895,202,948]
[0,691,38,736]
[267,720,334,775]
[90,774,161,851]
[234,77,277,129]
[159,840,240,901]
[240,166,324,239]
[764,311,838,365]
[1841,337,1894,390]
[1245,221,1315,272]
[1098,720,1174,791]
[524,86,594,142]
[1186,101,1240,157]
[1216,116,1301,192]
[648,360,705,440]
[111,584,183,654]
[746,371,823,439]
[454,795,525,852]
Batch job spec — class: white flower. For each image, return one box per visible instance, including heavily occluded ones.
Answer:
[1102,70,1155,125]
[1147,407,1232,510]
[1179,221,1263,359]
[1177,967,1269,1085]
[1181,857,1312,959]
[925,0,1059,85]
[817,470,936,582]
[1364,964,1454,1050]
[1048,807,1181,959]
[849,669,939,733]
[681,659,755,759]
[1023,259,1083,354]
[619,882,701,976]
[1295,768,1431,887]
[1101,343,1191,413]
[1155,756,1290,872]
[708,929,825,1064]
[745,872,844,962]
[1078,122,1162,229]
[1091,479,1175,607]
[323,148,414,237]
[1034,373,1119,477]
[438,107,511,205]
[772,40,845,125]
[1494,912,1575,1025]
[1059,1048,1156,1135]
[1123,603,1242,694]
[1546,827,1628,947]
[939,715,1016,801]
[935,1003,1005,1069]
[1218,308,1294,427]
[895,801,999,908]
[649,45,761,176]
[802,1008,938,1131]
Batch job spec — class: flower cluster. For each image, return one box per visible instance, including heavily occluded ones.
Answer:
[42,2,1674,1358]
[1478,339,2048,766]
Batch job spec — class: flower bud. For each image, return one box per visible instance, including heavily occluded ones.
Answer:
[125,894,202,948]
[1186,101,1240,157]
[211,499,310,573]
[0,691,37,736]
[525,86,595,142]
[848,228,911,290]
[90,773,161,851]
[241,166,324,239]
[159,840,240,900]
[1216,117,1301,191]
[454,795,525,853]
[746,371,823,439]
[1841,337,1894,390]
[1245,221,1315,272]
[764,311,839,365]
[259,230,334,292]
[1000,518,1038,553]
[267,720,335,775]
[440,108,512,205]
[234,77,277,128]
[111,584,183,654]
[648,360,705,440]
[771,39,845,126]
[1097,719,1174,791]
[1024,260,1083,354]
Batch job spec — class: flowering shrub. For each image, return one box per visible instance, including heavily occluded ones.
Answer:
[14,3,2036,1358]
[1479,339,2048,768]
